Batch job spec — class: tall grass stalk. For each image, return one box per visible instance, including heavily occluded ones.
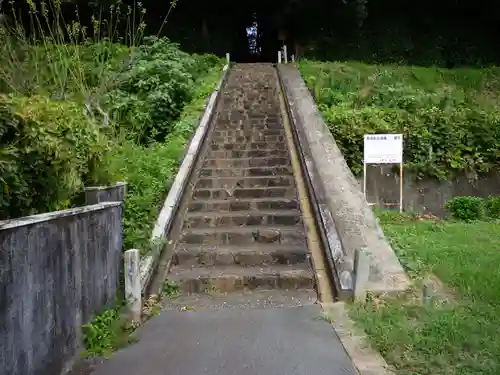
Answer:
[0,0,148,104]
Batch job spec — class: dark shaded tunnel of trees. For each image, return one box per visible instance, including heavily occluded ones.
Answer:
[13,0,500,66]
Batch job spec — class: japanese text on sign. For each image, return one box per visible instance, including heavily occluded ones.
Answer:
[363,134,403,164]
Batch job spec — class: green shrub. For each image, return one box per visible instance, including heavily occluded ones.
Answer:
[486,196,500,219]
[102,61,224,252]
[0,94,110,219]
[104,140,182,251]
[104,37,209,145]
[82,307,136,357]
[445,196,486,221]
[299,61,500,180]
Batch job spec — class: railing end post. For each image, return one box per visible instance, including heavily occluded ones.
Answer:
[353,247,371,302]
[124,249,142,321]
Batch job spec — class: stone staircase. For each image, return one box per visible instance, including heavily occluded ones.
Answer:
[165,63,316,309]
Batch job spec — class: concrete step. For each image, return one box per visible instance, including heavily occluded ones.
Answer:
[194,175,294,189]
[210,135,285,143]
[214,123,282,130]
[179,226,307,246]
[159,64,317,305]
[173,243,309,267]
[206,149,289,159]
[187,198,300,213]
[168,264,315,294]
[199,166,293,178]
[212,129,284,138]
[162,289,318,311]
[202,157,290,169]
[192,186,297,200]
[209,142,287,151]
[184,209,302,229]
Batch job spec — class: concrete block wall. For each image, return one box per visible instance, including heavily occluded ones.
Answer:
[0,202,123,375]
[362,166,500,216]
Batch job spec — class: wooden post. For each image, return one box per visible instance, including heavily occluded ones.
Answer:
[226,52,230,65]
[283,45,288,63]
[124,249,141,321]
[278,50,282,64]
[291,54,295,63]
[354,248,370,302]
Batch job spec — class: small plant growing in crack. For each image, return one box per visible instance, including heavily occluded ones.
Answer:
[162,280,180,299]
[206,284,221,296]
[81,307,139,358]
[142,294,163,318]
[316,311,335,324]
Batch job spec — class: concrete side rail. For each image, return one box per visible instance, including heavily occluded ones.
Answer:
[277,64,409,296]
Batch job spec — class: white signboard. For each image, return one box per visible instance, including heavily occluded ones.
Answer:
[363,134,403,164]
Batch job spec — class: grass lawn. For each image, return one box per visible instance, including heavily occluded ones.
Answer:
[350,212,500,375]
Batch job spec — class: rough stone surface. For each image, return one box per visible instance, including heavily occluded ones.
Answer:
[278,64,409,295]
[167,63,316,299]
[0,203,123,375]
[163,289,318,311]
[90,305,358,375]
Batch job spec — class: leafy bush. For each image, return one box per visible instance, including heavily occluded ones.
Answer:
[101,61,224,252]
[0,95,110,219]
[104,37,220,145]
[299,61,500,179]
[445,196,486,221]
[82,307,137,357]
[486,196,500,219]
[104,140,182,251]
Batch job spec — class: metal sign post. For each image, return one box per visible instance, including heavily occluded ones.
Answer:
[363,134,404,212]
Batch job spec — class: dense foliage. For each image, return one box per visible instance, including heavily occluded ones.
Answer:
[0,2,224,254]
[444,195,500,221]
[104,37,203,144]
[0,94,109,219]
[0,42,222,246]
[105,61,224,252]
[445,196,486,222]
[299,61,500,179]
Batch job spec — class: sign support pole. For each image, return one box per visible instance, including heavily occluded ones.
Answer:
[363,134,404,212]
[363,162,367,199]
[399,162,403,213]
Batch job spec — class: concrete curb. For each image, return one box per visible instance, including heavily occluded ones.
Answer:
[139,64,230,294]
[0,202,122,230]
[277,64,410,297]
[322,302,395,375]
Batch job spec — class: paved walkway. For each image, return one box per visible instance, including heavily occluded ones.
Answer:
[91,304,357,375]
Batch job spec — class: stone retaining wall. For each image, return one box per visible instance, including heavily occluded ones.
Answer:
[362,166,500,216]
